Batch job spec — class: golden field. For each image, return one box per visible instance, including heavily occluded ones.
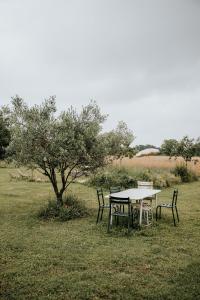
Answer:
[113,155,200,175]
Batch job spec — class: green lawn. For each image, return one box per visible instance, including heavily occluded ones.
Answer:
[0,168,200,300]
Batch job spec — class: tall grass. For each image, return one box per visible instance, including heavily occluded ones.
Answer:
[113,155,200,175]
[88,165,182,189]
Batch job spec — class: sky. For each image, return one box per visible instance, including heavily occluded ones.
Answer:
[0,0,200,146]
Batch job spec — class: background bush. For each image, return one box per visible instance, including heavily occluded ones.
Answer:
[88,167,137,189]
[172,164,198,183]
[88,167,182,189]
[38,194,88,221]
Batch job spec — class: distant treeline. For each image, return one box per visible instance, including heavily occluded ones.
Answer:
[134,144,159,152]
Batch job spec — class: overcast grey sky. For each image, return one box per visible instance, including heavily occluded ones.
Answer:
[0,0,200,146]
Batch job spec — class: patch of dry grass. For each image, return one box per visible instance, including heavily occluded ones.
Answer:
[113,155,200,175]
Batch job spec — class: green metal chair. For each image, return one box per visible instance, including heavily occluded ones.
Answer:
[109,186,121,194]
[156,189,179,226]
[109,186,124,212]
[107,196,133,233]
[96,188,109,224]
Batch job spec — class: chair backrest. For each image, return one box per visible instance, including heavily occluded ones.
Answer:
[172,189,178,206]
[109,186,121,194]
[109,196,130,205]
[137,181,153,189]
[97,188,105,206]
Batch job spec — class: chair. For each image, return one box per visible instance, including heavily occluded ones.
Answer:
[109,186,121,194]
[137,181,154,189]
[96,188,109,224]
[156,189,179,226]
[137,181,154,225]
[109,186,123,212]
[107,196,133,233]
[137,181,154,202]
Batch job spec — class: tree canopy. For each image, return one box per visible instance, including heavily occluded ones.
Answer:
[8,96,134,205]
[160,136,198,166]
[135,144,158,153]
[0,108,10,159]
[103,121,135,160]
[160,139,179,157]
[176,136,196,166]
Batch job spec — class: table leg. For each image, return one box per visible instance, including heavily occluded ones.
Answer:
[110,204,113,225]
[139,199,143,227]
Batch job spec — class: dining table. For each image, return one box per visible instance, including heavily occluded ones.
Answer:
[108,188,161,226]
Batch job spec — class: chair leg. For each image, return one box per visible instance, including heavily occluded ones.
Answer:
[159,206,161,219]
[172,208,176,226]
[107,204,112,233]
[175,207,179,222]
[127,216,130,233]
[127,206,131,233]
[132,212,134,228]
[131,207,134,227]
[146,211,148,224]
[96,207,100,224]
[100,207,104,221]
[156,206,158,221]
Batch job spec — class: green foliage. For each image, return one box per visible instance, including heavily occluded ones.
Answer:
[0,109,10,159]
[135,144,158,152]
[88,167,137,189]
[161,136,199,166]
[172,164,198,183]
[193,137,200,156]
[89,167,181,189]
[153,173,181,188]
[7,96,109,204]
[7,96,134,204]
[160,139,179,156]
[38,194,88,221]
[133,169,181,188]
[103,121,135,160]
[177,136,196,165]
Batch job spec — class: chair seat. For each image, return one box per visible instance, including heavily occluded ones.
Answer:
[158,203,174,208]
[100,204,109,208]
[132,203,152,209]
[141,205,152,211]
[112,211,130,217]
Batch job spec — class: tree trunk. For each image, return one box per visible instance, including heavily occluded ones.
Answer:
[56,192,64,206]
[185,160,188,168]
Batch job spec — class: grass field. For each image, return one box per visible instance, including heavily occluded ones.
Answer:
[0,167,200,299]
[113,156,200,175]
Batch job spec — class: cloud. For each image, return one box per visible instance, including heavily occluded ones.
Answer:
[0,0,200,145]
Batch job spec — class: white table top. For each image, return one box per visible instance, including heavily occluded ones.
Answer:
[109,188,161,200]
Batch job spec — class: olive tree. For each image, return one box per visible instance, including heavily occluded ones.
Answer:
[177,136,196,166]
[8,96,109,205]
[161,136,197,167]
[0,108,10,159]
[160,139,179,157]
[193,137,200,157]
[103,121,135,162]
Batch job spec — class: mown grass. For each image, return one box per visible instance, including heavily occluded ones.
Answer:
[0,168,200,300]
